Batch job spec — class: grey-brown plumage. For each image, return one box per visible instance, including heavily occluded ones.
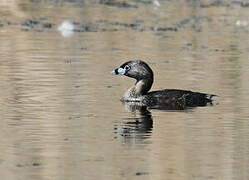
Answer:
[112,60,216,109]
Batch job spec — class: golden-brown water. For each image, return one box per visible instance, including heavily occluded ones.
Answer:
[1,0,249,180]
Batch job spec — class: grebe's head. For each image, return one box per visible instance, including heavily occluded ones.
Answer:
[112,60,153,81]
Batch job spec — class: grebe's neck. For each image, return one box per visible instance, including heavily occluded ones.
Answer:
[134,78,153,95]
[123,78,153,101]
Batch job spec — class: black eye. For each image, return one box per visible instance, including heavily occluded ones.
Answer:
[124,65,130,71]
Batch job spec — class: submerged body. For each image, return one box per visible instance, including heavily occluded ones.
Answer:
[112,60,215,109]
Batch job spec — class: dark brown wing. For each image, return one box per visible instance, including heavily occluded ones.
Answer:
[146,89,216,107]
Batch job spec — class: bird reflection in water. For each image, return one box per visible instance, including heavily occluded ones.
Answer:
[114,102,153,144]
[114,100,213,144]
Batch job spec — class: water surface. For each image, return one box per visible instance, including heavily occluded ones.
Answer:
[1,0,249,180]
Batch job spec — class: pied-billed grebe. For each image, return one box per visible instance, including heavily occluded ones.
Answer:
[112,60,216,109]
